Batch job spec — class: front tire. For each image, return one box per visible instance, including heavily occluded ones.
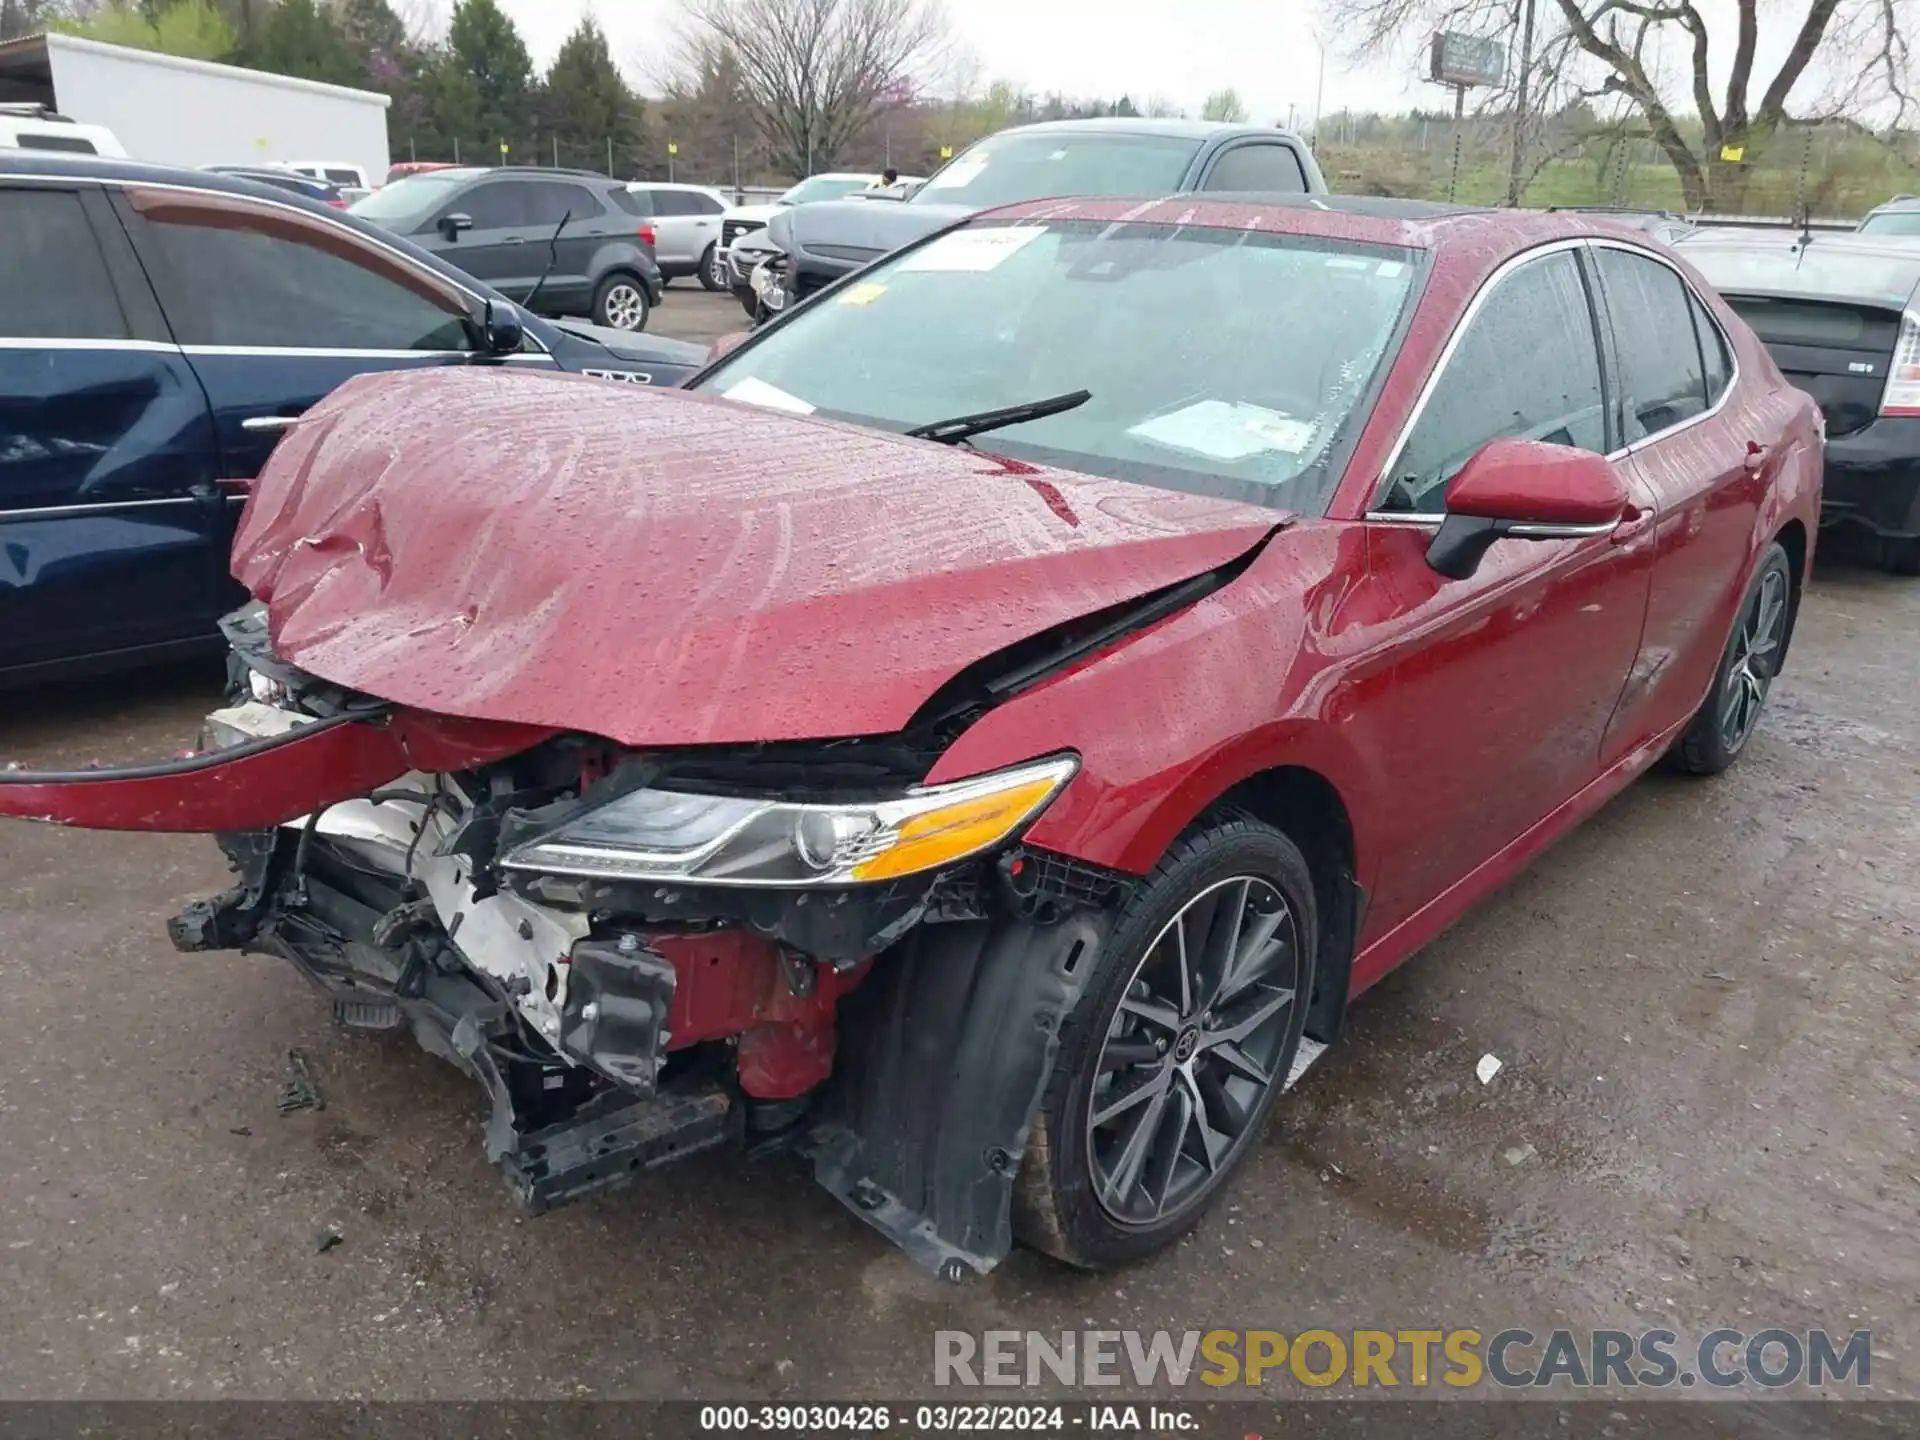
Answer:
[1669,541,1793,775]
[1013,817,1317,1269]
[699,243,727,292]
[592,274,651,332]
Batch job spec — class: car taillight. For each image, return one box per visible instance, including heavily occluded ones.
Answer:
[326,199,348,209]
[638,223,656,246]
[1881,311,1920,415]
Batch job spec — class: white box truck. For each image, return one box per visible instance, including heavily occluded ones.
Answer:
[0,32,390,182]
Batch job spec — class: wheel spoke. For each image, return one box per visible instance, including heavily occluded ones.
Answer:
[1204,878,1251,1004]
[1216,917,1289,1009]
[1098,1038,1162,1072]
[1119,993,1183,1033]
[1142,1081,1194,1216]
[1206,985,1295,1048]
[1183,1070,1235,1169]
[1209,1039,1272,1087]
[1101,1081,1170,1209]
[1173,916,1194,1017]
[1092,1067,1168,1127]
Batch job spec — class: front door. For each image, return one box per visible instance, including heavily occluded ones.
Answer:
[0,182,224,674]
[1351,244,1655,950]
[428,179,535,295]
[112,185,484,486]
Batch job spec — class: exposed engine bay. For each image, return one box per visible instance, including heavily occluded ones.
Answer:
[161,607,1138,1276]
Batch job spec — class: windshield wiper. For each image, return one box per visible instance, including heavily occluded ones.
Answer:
[904,389,1091,445]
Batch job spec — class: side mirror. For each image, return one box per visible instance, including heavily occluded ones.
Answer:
[706,331,751,364]
[440,212,473,240]
[480,298,524,356]
[1426,438,1628,580]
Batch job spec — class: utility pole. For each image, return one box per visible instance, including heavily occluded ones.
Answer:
[1504,0,1538,207]
[1313,37,1327,145]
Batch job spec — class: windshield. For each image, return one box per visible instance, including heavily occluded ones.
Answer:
[696,219,1419,514]
[780,176,874,206]
[1857,210,1920,237]
[912,132,1203,210]
[350,173,469,227]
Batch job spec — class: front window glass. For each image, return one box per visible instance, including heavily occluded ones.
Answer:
[349,172,471,228]
[1857,210,1920,236]
[780,176,872,205]
[696,219,1419,514]
[914,132,1202,210]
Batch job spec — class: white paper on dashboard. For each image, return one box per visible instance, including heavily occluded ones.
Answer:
[897,227,1044,272]
[723,376,816,414]
[1127,401,1317,462]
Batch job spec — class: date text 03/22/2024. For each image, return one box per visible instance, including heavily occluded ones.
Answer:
[697,1405,1185,1432]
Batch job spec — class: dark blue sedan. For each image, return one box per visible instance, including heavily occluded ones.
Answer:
[1,153,706,684]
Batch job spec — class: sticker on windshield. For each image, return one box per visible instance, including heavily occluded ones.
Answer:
[722,376,816,415]
[838,282,888,306]
[1127,401,1318,462]
[898,227,1044,272]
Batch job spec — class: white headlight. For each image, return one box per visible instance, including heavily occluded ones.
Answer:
[500,755,1078,888]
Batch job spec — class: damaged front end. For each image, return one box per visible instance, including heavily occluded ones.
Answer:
[12,609,1141,1275]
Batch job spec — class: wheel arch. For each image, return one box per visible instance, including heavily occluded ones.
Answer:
[1771,516,1808,667]
[1203,764,1362,1045]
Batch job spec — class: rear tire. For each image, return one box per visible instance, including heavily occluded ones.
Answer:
[699,243,726,292]
[1013,816,1316,1269]
[592,274,651,332]
[1668,542,1792,775]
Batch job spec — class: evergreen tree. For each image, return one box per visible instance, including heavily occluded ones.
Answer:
[236,0,362,87]
[446,0,533,159]
[536,18,641,173]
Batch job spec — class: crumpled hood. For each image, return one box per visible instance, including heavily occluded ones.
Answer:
[234,368,1281,747]
[774,198,975,273]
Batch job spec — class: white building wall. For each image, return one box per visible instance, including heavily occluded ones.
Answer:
[45,33,391,183]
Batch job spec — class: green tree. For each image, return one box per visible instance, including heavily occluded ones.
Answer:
[235,0,363,86]
[535,17,641,172]
[446,0,533,159]
[52,0,234,60]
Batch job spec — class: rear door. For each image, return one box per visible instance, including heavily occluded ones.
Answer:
[520,180,606,312]
[1588,243,1770,759]
[112,185,483,485]
[0,182,224,673]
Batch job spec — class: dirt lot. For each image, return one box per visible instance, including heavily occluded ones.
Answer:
[0,293,1914,1404]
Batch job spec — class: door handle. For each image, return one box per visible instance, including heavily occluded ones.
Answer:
[241,414,303,433]
[1611,504,1656,545]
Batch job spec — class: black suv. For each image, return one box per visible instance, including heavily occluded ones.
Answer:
[351,167,666,331]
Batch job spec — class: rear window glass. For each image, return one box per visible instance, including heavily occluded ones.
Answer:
[916,132,1202,210]
[1857,210,1920,237]
[0,188,128,339]
[1723,296,1899,350]
[16,132,98,154]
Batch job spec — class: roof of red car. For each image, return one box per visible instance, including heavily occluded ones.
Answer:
[982,193,1614,254]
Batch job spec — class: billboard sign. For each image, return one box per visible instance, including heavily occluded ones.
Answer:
[1429,31,1506,87]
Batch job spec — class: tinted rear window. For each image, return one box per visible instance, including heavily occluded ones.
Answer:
[0,188,128,339]
[1722,296,1900,351]
[16,132,98,154]
[914,132,1203,210]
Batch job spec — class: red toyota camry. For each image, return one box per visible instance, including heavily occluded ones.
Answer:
[0,196,1821,1276]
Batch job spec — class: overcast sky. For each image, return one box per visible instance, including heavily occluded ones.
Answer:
[487,0,1838,126]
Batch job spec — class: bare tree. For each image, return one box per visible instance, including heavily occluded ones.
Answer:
[679,0,948,177]
[1202,87,1249,122]
[1322,0,1917,209]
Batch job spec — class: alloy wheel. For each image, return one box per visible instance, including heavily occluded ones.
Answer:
[601,283,647,330]
[1720,565,1788,753]
[1087,875,1301,1227]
